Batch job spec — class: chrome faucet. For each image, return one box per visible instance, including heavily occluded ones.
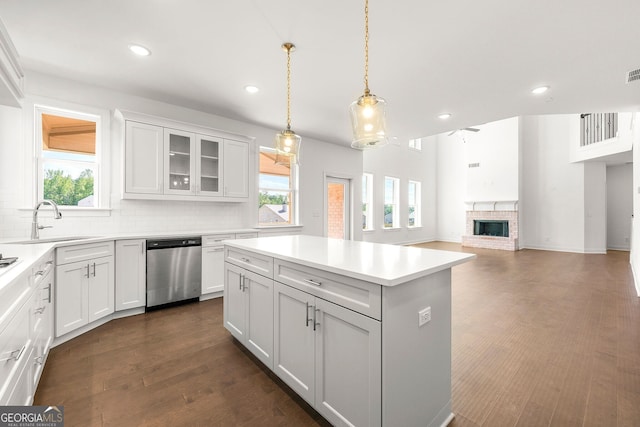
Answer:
[31,200,63,239]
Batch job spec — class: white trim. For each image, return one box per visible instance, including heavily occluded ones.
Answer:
[324,172,354,240]
[631,259,640,297]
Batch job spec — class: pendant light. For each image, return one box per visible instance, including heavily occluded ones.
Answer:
[275,42,301,165]
[349,0,388,150]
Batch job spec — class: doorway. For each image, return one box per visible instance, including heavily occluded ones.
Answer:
[325,176,351,240]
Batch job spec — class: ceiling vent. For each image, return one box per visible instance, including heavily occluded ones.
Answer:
[626,68,640,84]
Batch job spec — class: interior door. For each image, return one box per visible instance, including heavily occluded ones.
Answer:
[325,177,351,240]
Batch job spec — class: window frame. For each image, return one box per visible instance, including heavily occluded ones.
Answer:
[362,173,374,231]
[258,146,299,226]
[34,103,109,210]
[408,138,422,151]
[408,180,422,228]
[383,176,400,229]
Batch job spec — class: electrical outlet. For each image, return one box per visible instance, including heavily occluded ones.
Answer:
[418,307,431,327]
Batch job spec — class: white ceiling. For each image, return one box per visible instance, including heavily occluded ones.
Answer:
[1,0,639,147]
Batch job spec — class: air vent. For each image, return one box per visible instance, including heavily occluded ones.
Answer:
[468,163,480,168]
[627,68,640,84]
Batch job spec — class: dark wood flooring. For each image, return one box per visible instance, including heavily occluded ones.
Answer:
[35,244,640,426]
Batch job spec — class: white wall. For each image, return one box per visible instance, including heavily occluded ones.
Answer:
[607,163,632,250]
[583,162,607,254]
[465,117,519,202]
[362,139,436,245]
[630,112,640,296]
[434,134,466,242]
[520,115,587,252]
[0,71,358,240]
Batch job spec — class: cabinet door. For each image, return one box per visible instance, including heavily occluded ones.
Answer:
[202,245,225,294]
[56,261,89,337]
[244,271,274,369]
[314,298,382,427]
[88,256,114,323]
[164,128,196,195]
[115,240,146,310]
[273,282,315,404]
[196,134,222,196]
[223,139,249,198]
[125,121,164,194]
[223,263,246,341]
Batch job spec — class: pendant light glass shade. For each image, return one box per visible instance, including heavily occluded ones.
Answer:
[350,0,388,150]
[350,92,388,149]
[274,128,301,165]
[275,42,301,165]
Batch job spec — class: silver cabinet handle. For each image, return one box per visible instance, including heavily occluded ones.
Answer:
[35,270,44,277]
[46,260,53,265]
[92,262,96,277]
[305,279,322,286]
[0,345,25,362]
[35,307,45,314]
[313,308,320,331]
[239,274,243,290]
[242,276,248,292]
[85,264,90,278]
[240,257,251,263]
[35,355,45,365]
[305,302,313,327]
[45,283,52,303]
[213,247,224,252]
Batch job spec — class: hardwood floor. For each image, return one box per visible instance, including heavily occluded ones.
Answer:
[35,244,640,426]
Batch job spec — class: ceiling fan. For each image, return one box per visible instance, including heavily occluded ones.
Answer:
[447,127,480,136]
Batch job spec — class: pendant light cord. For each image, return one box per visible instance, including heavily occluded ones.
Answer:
[286,45,292,130]
[364,0,370,95]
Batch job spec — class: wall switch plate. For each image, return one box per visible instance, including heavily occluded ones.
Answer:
[418,307,431,327]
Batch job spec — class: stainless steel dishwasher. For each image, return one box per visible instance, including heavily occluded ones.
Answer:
[146,237,202,309]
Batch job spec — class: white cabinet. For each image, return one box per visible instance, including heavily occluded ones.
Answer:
[224,263,274,369]
[223,139,249,198]
[202,233,233,296]
[120,110,251,202]
[273,282,381,426]
[56,242,115,337]
[0,20,24,107]
[124,121,164,195]
[115,239,146,311]
[30,254,55,392]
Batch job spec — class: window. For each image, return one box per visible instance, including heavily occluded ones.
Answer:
[408,180,421,227]
[362,173,373,230]
[36,106,103,208]
[408,138,422,151]
[383,176,399,228]
[258,147,298,225]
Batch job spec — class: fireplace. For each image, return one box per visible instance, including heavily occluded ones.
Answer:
[462,201,519,251]
[474,220,509,237]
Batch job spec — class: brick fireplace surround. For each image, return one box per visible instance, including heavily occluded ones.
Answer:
[461,202,519,251]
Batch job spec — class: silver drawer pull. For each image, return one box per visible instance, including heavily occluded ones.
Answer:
[35,307,45,314]
[0,345,26,363]
[305,302,313,327]
[213,248,224,252]
[35,270,44,277]
[240,257,252,263]
[313,308,320,331]
[305,279,322,286]
[35,356,45,365]
[46,260,53,265]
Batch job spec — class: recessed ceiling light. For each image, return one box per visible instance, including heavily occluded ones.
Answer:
[438,113,452,119]
[129,44,151,56]
[244,85,259,94]
[531,86,549,95]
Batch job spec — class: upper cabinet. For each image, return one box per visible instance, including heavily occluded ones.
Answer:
[119,110,251,202]
[0,19,24,107]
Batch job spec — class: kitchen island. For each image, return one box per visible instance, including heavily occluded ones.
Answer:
[223,235,475,427]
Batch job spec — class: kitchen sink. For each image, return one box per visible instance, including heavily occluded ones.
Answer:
[8,236,101,244]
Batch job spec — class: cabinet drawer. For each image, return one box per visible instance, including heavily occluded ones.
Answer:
[274,260,381,320]
[32,252,55,286]
[203,234,235,246]
[225,247,273,278]
[0,297,31,400]
[56,241,114,265]
[235,232,258,239]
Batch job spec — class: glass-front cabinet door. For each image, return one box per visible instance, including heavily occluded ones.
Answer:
[164,128,195,194]
[196,134,222,196]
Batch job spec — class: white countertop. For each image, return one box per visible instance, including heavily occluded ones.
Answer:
[0,226,301,292]
[225,235,476,286]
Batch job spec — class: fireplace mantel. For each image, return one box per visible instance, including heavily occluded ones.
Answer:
[464,200,518,211]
